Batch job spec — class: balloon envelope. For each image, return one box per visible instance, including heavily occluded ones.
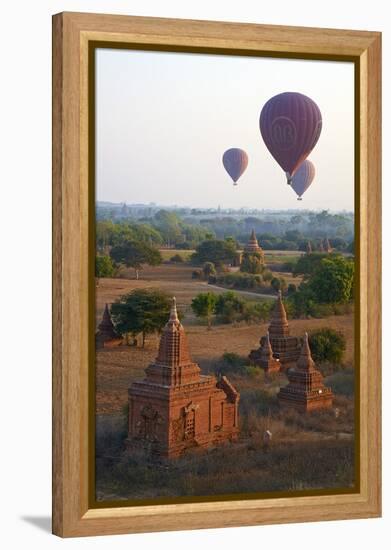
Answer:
[222,148,248,184]
[291,160,315,199]
[259,92,322,180]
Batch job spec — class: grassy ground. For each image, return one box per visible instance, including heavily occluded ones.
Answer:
[95,372,355,501]
[96,434,355,501]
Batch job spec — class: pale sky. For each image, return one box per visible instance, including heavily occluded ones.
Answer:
[96,48,355,211]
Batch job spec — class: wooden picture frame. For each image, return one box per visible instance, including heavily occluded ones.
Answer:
[52,11,381,537]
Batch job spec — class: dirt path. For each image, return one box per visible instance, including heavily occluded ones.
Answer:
[206,283,275,300]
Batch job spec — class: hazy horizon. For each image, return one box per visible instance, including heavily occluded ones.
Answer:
[96,49,355,211]
[96,200,353,215]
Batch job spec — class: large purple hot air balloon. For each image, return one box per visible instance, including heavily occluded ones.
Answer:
[291,160,315,200]
[222,148,248,185]
[259,92,322,184]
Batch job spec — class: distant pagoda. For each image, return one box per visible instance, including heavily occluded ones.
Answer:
[95,303,122,348]
[258,331,281,374]
[127,298,239,458]
[278,333,333,412]
[249,291,300,369]
[244,228,264,255]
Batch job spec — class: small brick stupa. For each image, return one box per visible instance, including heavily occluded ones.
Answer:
[95,303,122,348]
[278,333,333,412]
[244,229,264,256]
[306,241,312,254]
[249,291,300,369]
[127,298,240,458]
[258,331,281,374]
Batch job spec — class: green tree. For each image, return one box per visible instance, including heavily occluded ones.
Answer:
[293,253,329,279]
[110,240,162,279]
[96,220,116,252]
[308,256,354,304]
[309,329,346,364]
[215,291,245,323]
[271,277,287,293]
[129,223,164,246]
[153,210,182,246]
[192,239,237,267]
[242,301,272,323]
[111,289,172,347]
[284,229,302,242]
[170,253,184,263]
[262,270,273,282]
[288,285,317,318]
[95,255,115,280]
[214,352,247,376]
[240,252,264,274]
[202,261,216,279]
[191,292,217,330]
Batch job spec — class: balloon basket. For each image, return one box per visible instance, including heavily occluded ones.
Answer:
[297,197,303,201]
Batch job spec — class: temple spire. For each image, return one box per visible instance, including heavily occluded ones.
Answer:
[244,228,263,254]
[269,290,289,337]
[297,332,316,371]
[169,296,179,323]
[155,297,190,367]
[278,331,333,411]
[96,303,122,347]
[261,331,273,360]
[97,303,118,335]
[144,297,203,388]
[258,331,280,373]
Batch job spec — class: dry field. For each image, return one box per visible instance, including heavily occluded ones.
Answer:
[95,263,354,415]
[96,263,273,324]
[95,259,355,501]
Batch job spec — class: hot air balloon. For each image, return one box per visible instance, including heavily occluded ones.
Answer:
[222,148,248,185]
[259,92,322,185]
[291,160,315,200]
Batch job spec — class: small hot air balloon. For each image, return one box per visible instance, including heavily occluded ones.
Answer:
[291,160,316,200]
[222,148,248,186]
[259,92,322,185]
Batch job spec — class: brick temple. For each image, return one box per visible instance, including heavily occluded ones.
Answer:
[249,291,300,369]
[127,298,240,458]
[244,228,264,257]
[257,331,281,374]
[278,333,333,412]
[95,303,123,348]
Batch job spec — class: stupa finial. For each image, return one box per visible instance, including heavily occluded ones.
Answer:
[297,332,316,371]
[169,296,179,322]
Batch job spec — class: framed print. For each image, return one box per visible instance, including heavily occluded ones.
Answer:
[52,12,381,537]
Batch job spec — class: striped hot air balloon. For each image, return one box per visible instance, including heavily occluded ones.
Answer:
[259,92,322,185]
[222,148,248,185]
[291,160,316,200]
